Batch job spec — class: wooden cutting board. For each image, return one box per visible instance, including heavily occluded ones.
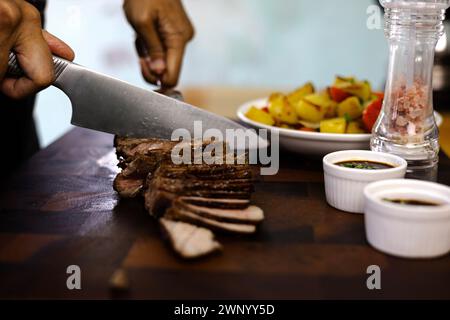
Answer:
[0,127,449,299]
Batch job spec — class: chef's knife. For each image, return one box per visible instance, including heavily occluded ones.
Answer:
[7,53,264,148]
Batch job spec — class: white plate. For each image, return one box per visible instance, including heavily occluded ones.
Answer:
[237,98,444,156]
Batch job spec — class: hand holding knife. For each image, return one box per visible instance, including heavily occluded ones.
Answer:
[7,52,249,141]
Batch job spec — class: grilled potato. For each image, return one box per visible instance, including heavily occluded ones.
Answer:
[245,106,275,126]
[295,100,326,123]
[344,81,371,101]
[334,79,371,102]
[337,96,362,120]
[268,93,298,124]
[295,93,335,122]
[333,76,355,87]
[319,117,347,133]
[247,75,380,135]
[346,121,366,134]
[287,82,315,106]
[303,93,332,108]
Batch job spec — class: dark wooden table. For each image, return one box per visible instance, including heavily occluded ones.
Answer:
[0,127,449,299]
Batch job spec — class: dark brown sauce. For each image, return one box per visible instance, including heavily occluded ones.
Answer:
[335,160,394,170]
[383,198,443,206]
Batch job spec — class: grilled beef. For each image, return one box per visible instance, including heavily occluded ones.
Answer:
[178,196,250,209]
[145,185,251,217]
[113,173,144,198]
[173,199,264,224]
[121,155,161,178]
[156,163,253,180]
[114,136,263,258]
[113,138,177,197]
[145,189,176,217]
[160,218,222,258]
[150,176,253,194]
[144,184,253,218]
[165,207,257,234]
[114,136,177,160]
[143,162,254,216]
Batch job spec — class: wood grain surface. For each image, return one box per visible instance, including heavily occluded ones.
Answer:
[0,127,449,299]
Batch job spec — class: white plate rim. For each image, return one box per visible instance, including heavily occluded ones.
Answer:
[237,98,444,142]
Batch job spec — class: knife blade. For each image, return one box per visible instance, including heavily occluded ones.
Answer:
[7,53,262,148]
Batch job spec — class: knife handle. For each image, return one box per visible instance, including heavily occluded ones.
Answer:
[7,52,70,83]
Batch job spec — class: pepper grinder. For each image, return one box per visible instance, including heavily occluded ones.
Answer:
[371,0,450,181]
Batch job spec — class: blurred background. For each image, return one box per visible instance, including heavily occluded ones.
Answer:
[36,0,388,147]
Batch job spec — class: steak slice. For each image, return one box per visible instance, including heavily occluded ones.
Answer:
[149,187,251,201]
[178,196,250,209]
[151,176,254,193]
[113,173,144,198]
[144,187,253,218]
[179,190,252,199]
[116,138,245,178]
[174,200,264,224]
[156,163,253,180]
[159,218,222,259]
[145,189,177,217]
[120,155,161,178]
[115,137,177,160]
[165,207,257,234]
[114,136,263,258]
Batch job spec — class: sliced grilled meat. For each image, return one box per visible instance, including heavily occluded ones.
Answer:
[144,186,253,218]
[165,207,256,234]
[115,137,177,160]
[145,189,177,217]
[173,199,264,224]
[159,218,222,259]
[113,173,144,198]
[156,163,253,180]
[150,176,254,193]
[121,155,161,178]
[178,196,250,209]
[114,136,264,259]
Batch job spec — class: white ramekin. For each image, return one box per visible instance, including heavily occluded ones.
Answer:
[323,150,407,213]
[364,179,450,258]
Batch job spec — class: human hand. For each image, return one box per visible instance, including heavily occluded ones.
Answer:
[0,0,74,99]
[123,0,194,88]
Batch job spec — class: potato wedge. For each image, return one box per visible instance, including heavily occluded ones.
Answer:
[360,81,372,101]
[245,106,275,126]
[256,75,377,134]
[294,100,326,123]
[337,96,362,120]
[303,93,332,108]
[346,81,371,101]
[268,93,298,124]
[346,121,366,134]
[336,81,371,102]
[269,92,284,103]
[301,93,336,120]
[320,117,347,133]
[287,82,314,106]
[333,76,355,87]
[298,120,320,129]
